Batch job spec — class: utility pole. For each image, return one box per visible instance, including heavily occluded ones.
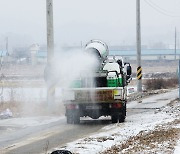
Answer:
[6,37,9,64]
[175,27,177,60]
[6,37,8,54]
[136,0,142,92]
[179,60,180,100]
[46,0,55,106]
[80,41,83,51]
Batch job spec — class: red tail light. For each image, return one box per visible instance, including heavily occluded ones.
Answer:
[112,103,122,108]
[66,104,79,109]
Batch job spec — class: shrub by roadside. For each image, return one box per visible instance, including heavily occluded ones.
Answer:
[144,78,178,90]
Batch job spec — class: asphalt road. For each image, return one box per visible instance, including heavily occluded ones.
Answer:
[0,117,113,154]
[1,88,177,154]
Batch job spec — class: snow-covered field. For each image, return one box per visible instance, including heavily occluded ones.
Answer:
[0,86,136,102]
[49,89,180,154]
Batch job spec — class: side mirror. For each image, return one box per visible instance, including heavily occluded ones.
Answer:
[117,59,122,67]
[127,65,132,76]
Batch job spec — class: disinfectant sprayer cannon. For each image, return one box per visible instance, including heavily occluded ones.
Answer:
[84,39,132,86]
[85,40,109,70]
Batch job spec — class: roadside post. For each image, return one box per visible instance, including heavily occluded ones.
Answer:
[179,60,180,99]
[46,0,55,106]
[136,0,142,92]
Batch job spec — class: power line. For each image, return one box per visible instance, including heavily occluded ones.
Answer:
[144,0,179,17]
[149,0,178,14]
[144,0,180,17]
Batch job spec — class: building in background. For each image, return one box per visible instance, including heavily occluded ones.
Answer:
[29,44,47,65]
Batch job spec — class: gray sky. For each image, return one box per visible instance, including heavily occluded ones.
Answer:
[0,0,180,48]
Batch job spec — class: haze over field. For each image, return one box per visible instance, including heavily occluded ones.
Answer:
[0,0,180,48]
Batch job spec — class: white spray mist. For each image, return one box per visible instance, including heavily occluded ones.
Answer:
[52,49,99,89]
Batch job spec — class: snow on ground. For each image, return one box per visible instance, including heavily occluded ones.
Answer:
[50,89,180,154]
[53,110,177,154]
[174,139,180,154]
[128,89,177,109]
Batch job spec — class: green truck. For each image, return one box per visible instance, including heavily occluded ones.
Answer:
[63,40,132,124]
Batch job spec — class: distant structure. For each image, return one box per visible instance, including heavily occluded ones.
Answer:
[29,44,47,65]
[29,44,40,65]
[0,50,8,62]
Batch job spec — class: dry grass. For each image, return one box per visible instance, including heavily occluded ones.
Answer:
[0,101,21,116]
[101,119,180,154]
[144,78,178,90]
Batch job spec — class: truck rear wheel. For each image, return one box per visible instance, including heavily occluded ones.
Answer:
[66,110,80,124]
[67,113,73,124]
[111,115,119,123]
[119,115,125,123]
[119,105,126,123]
[73,112,80,124]
[112,114,125,123]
